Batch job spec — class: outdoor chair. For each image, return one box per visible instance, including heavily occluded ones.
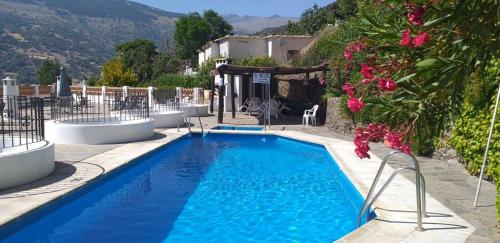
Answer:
[303,105,319,126]
[239,98,250,111]
[246,97,262,115]
[275,99,291,117]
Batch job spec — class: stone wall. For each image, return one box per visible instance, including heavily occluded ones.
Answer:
[276,79,307,100]
[275,77,325,117]
[324,97,356,134]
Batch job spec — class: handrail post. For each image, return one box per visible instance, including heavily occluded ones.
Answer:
[356,151,425,231]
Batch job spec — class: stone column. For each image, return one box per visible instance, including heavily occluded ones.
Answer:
[123,86,129,97]
[101,86,107,102]
[148,86,155,107]
[82,84,87,98]
[33,84,40,97]
[176,87,183,102]
[193,87,201,104]
[2,77,19,119]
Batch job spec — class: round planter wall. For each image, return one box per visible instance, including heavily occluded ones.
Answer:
[180,104,209,117]
[0,140,55,190]
[45,119,154,145]
[150,110,184,128]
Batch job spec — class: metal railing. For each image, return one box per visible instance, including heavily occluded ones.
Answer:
[151,88,180,112]
[50,93,149,123]
[356,151,426,231]
[0,96,45,150]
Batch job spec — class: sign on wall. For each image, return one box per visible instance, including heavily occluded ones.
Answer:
[252,73,271,84]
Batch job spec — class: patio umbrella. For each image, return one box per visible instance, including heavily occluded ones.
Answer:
[58,65,71,97]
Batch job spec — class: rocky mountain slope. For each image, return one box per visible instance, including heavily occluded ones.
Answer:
[0,0,297,84]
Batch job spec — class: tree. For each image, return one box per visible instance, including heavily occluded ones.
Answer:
[334,0,358,20]
[174,11,232,63]
[36,60,60,85]
[194,58,216,89]
[152,52,181,79]
[174,13,211,61]
[115,39,157,83]
[288,4,336,35]
[203,10,233,41]
[100,58,138,87]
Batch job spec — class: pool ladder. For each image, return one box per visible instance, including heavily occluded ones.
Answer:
[182,106,204,135]
[356,151,427,231]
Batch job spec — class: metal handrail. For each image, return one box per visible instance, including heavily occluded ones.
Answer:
[356,151,425,231]
[184,115,192,134]
[195,106,204,134]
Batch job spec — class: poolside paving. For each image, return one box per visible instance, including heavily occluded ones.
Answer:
[0,113,497,242]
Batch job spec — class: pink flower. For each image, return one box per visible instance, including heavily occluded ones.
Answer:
[351,43,364,52]
[384,131,403,149]
[399,28,414,48]
[361,64,374,79]
[407,5,425,26]
[400,143,412,155]
[362,78,373,84]
[347,97,365,113]
[344,48,353,61]
[377,78,397,92]
[342,83,356,98]
[413,32,431,47]
[319,76,326,85]
[366,123,387,140]
[355,147,371,159]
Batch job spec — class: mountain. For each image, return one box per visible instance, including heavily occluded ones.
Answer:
[0,0,181,84]
[0,0,299,84]
[222,14,297,34]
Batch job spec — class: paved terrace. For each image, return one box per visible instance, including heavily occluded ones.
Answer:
[0,113,497,242]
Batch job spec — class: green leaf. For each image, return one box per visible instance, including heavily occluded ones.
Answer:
[416,58,440,67]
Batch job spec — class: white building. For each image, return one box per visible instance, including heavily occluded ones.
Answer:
[197,35,314,113]
[198,35,314,66]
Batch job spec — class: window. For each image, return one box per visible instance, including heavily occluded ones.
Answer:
[287,50,299,61]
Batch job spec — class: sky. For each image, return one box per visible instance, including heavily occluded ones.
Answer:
[131,0,333,17]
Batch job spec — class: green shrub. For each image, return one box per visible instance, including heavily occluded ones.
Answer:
[449,100,500,220]
[144,73,199,88]
[234,56,277,67]
[449,60,500,221]
[194,58,216,89]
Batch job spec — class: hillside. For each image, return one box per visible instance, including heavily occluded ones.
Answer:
[0,0,297,84]
[222,14,297,34]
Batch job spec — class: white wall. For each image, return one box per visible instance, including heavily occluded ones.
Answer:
[219,41,230,58]
[226,38,268,60]
[198,36,314,66]
[198,52,205,66]
[0,141,54,190]
[45,119,154,145]
[268,37,313,64]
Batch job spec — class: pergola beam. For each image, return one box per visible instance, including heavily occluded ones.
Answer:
[214,62,329,76]
[213,62,329,124]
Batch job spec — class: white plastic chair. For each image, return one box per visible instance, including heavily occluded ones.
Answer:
[303,105,319,126]
[239,98,250,111]
[247,97,262,115]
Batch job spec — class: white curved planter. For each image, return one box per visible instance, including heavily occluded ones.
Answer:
[180,103,209,117]
[45,119,154,145]
[0,140,55,190]
[150,110,184,128]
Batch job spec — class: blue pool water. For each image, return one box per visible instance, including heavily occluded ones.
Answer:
[0,134,372,242]
[212,125,264,131]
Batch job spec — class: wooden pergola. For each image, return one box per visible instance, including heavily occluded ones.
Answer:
[211,62,329,123]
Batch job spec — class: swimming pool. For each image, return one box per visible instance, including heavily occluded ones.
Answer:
[0,133,373,242]
[212,125,264,131]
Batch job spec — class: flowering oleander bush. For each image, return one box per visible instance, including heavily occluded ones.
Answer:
[335,0,498,158]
